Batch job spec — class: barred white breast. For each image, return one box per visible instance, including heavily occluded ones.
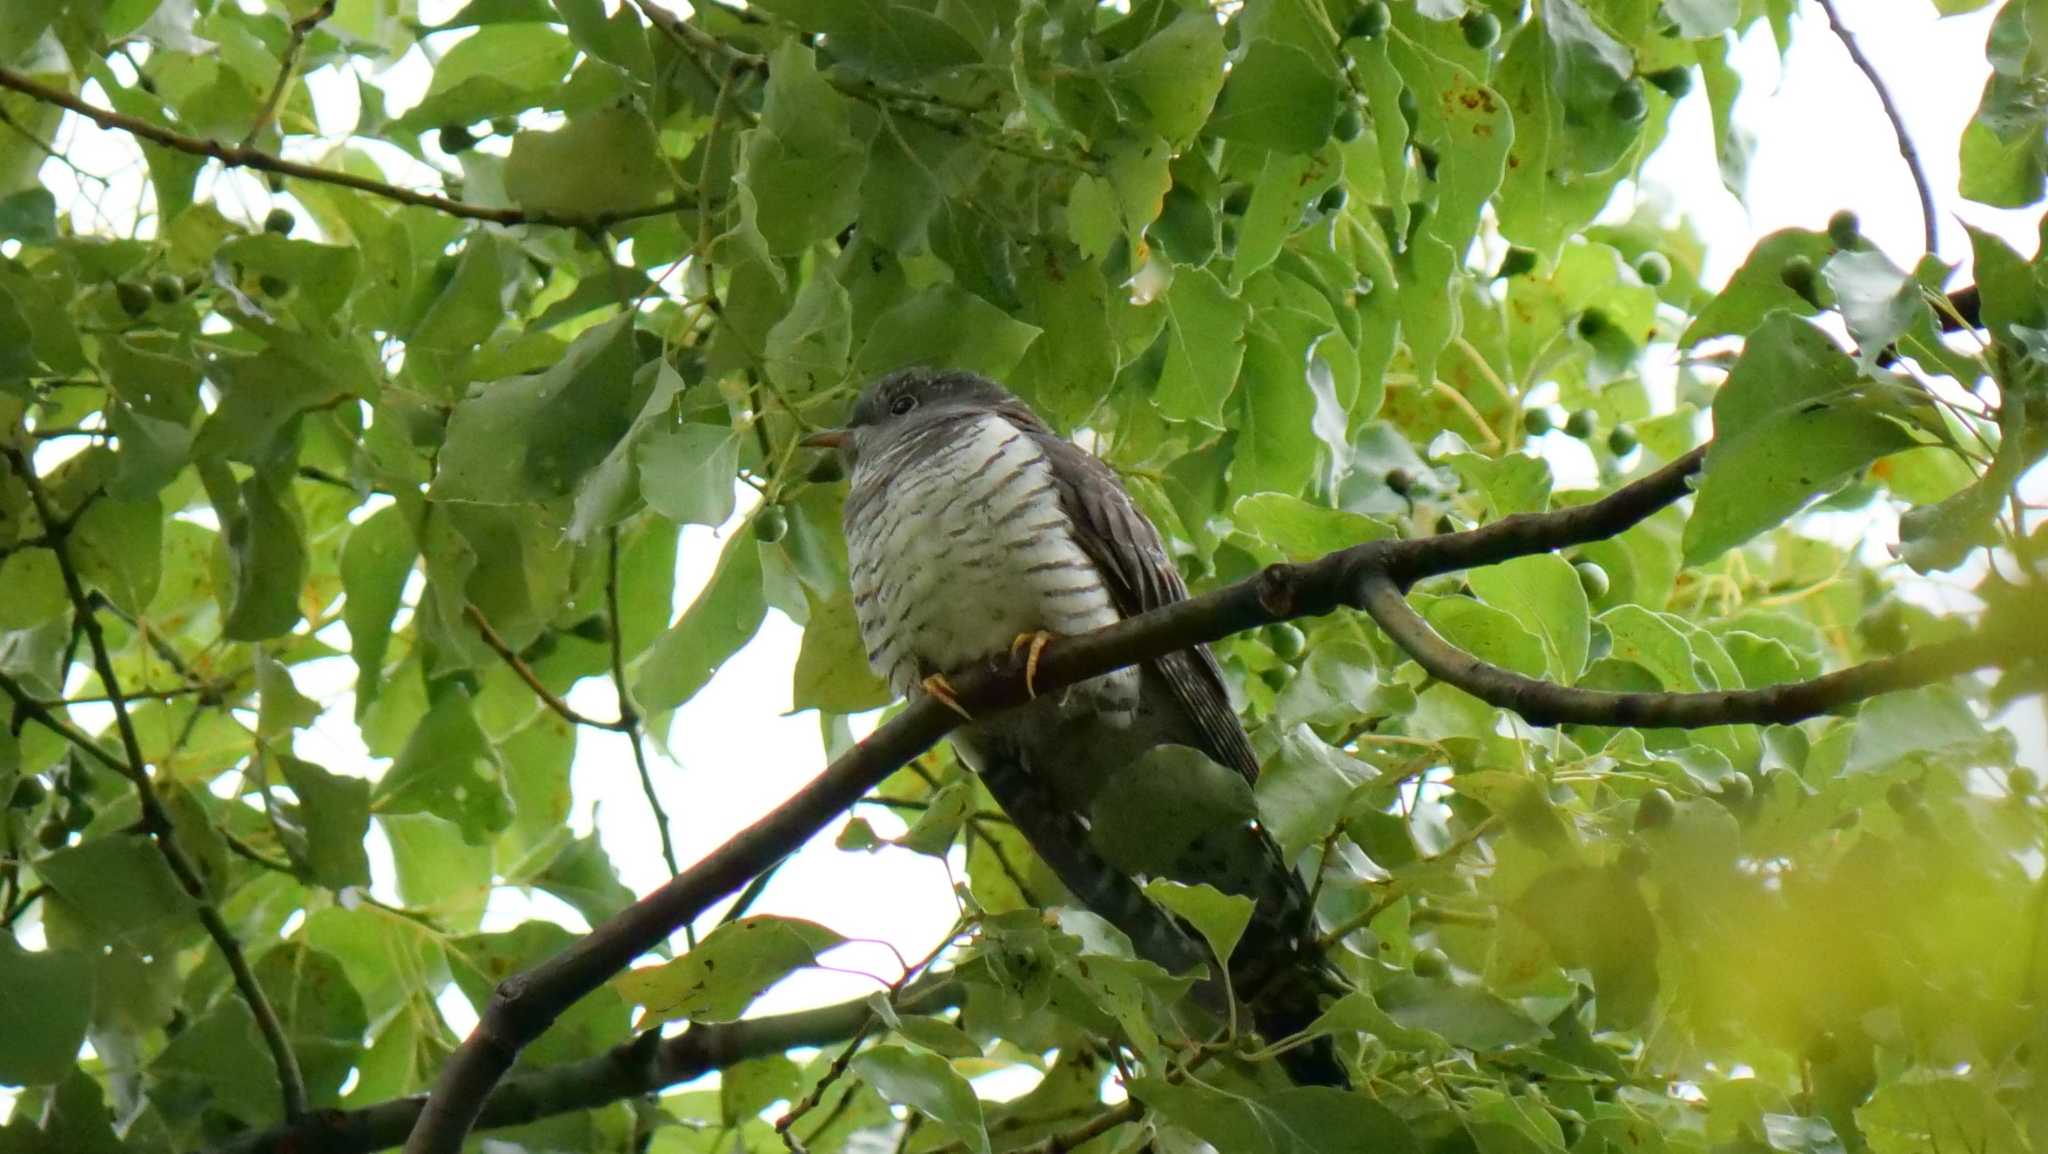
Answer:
[844,413,1136,712]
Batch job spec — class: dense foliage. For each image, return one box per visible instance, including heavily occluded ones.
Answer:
[1,0,2045,1153]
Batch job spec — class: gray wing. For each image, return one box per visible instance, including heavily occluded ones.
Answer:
[1021,428,1263,785]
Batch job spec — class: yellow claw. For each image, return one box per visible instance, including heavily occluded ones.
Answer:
[1010,630,1057,699]
[921,674,974,720]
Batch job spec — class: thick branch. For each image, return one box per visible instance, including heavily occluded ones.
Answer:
[1356,572,2019,727]
[0,67,687,230]
[1813,0,1938,255]
[214,979,957,1154]
[403,439,2014,1153]
[1,450,309,1120]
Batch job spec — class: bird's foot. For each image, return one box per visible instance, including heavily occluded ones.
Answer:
[920,674,974,721]
[1009,630,1057,698]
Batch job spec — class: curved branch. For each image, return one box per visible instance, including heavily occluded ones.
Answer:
[1813,0,1938,255]
[0,67,688,231]
[403,439,2015,1154]
[1355,572,2017,727]
[214,979,957,1154]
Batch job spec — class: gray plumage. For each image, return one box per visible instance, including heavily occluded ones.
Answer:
[828,368,1343,1085]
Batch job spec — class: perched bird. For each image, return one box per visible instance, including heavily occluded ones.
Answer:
[807,368,1345,1086]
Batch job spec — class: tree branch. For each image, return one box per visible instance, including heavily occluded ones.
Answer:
[1,449,309,1121]
[241,0,335,148]
[1813,0,1938,255]
[212,978,958,1154]
[1355,571,2019,727]
[0,67,688,231]
[609,527,682,881]
[402,439,2020,1154]
[463,604,628,733]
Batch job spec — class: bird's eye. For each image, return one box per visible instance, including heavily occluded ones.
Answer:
[889,394,917,416]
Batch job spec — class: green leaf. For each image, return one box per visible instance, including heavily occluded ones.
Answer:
[1536,0,1638,177]
[855,283,1043,382]
[1375,974,1549,1050]
[852,1044,990,1154]
[69,496,161,615]
[505,105,670,216]
[1680,229,1831,346]
[639,425,742,527]
[433,315,646,505]
[37,834,199,948]
[1106,12,1228,145]
[746,0,978,79]
[635,529,767,712]
[1142,879,1255,966]
[1131,1078,1418,1154]
[1860,1071,2026,1154]
[739,42,868,254]
[896,781,973,855]
[1232,493,1395,562]
[0,547,65,629]
[397,24,578,129]
[1421,595,1549,679]
[1155,267,1249,427]
[278,756,373,890]
[1685,316,1916,564]
[792,588,892,714]
[1467,553,1590,682]
[764,264,853,397]
[1844,685,1992,774]
[1509,865,1659,1028]
[253,943,370,1103]
[373,688,512,842]
[615,915,845,1028]
[151,997,278,1124]
[1011,247,1118,430]
[1960,0,2048,207]
[1822,247,1936,374]
[0,939,92,1085]
[340,504,416,717]
[1256,727,1367,860]
[1209,38,1339,153]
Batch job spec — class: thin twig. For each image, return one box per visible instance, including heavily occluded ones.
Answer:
[1813,0,1938,254]
[0,66,690,231]
[1,449,310,1122]
[241,0,336,147]
[464,604,629,733]
[609,527,683,882]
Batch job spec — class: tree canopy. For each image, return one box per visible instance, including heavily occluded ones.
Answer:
[0,1,2045,1154]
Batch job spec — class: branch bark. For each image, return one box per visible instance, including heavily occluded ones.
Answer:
[212,979,958,1154]
[403,440,2025,1154]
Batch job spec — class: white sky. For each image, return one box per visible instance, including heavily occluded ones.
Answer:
[7,0,2044,1119]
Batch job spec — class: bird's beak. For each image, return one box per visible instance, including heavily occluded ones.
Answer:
[802,428,850,450]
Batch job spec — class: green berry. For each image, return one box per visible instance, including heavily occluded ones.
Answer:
[1385,466,1415,496]
[1644,67,1692,98]
[115,280,152,316]
[1607,424,1638,456]
[753,505,789,543]
[1412,947,1450,978]
[9,777,46,809]
[438,124,477,154]
[1460,9,1500,50]
[490,116,518,136]
[1221,184,1253,216]
[1266,623,1308,662]
[152,273,185,303]
[1434,513,1458,535]
[259,274,291,298]
[263,207,296,236]
[1346,1,1391,39]
[37,820,69,850]
[62,800,95,830]
[1495,246,1538,279]
[1884,781,1918,815]
[1316,185,1349,214]
[566,615,611,643]
[1827,209,1862,250]
[1334,106,1365,143]
[1634,251,1671,286]
[1522,406,1555,436]
[1609,80,1647,122]
[2010,768,2038,797]
[1564,408,1597,439]
[1397,87,1420,131]
[1576,308,1610,339]
[1635,787,1676,830]
[1575,560,1610,600]
[1260,664,1295,692]
[1780,254,1820,306]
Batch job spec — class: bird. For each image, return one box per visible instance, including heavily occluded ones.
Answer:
[805,367,1347,1086]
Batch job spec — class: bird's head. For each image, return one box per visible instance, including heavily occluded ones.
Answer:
[802,368,1024,465]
